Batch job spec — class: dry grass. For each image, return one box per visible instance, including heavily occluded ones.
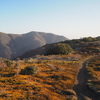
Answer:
[0,55,81,100]
[86,55,100,93]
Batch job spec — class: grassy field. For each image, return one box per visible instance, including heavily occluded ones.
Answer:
[0,55,81,100]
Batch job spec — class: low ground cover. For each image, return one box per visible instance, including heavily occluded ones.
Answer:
[86,55,100,94]
[0,55,81,100]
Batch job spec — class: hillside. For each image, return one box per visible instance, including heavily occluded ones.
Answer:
[0,54,100,100]
[0,31,67,59]
[19,37,100,59]
[0,55,81,100]
[0,36,100,99]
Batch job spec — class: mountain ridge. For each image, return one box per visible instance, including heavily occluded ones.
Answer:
[0,31,68,59]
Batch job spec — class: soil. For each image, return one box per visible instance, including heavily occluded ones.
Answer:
[74,58,99,100]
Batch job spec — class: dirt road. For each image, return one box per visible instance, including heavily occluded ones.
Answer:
[74,59,98,100]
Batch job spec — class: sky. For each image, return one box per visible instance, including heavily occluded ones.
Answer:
[0,0,100,39]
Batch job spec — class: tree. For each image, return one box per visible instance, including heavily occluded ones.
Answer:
[46,43,73,55]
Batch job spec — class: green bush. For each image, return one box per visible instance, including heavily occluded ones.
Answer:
[20,65,37,75]
[46,43,73,55]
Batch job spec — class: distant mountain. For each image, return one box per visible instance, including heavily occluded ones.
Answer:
[0,31,68,59]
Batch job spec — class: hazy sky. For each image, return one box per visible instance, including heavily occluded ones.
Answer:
[0,0,100,39]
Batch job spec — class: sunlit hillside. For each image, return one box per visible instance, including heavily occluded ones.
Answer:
[0,37,100,100]
[86,55,100,94]
[0,54,82,100]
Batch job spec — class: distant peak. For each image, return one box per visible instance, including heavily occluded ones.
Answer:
[0,32,6,34]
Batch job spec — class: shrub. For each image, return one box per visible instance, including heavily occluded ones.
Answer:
[20,65,37,75]
[5,60,13,66]
[46,43,73,55]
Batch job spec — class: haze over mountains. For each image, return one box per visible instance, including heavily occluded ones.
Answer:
[0,31,67,59]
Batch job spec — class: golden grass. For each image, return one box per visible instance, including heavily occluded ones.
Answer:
[86,55,100,93]
[0,55,81,100]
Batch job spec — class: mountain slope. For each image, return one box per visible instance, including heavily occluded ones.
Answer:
[19,37,100,60]
[0,31,67,59]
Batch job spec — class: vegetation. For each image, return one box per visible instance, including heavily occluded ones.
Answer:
[5,60,13,67]
[0,36,100,99]
[64,36,100,44]
[62,37,100,56]
[86,55,100,93]
[46,43,73,55]
[0,55,80,100]
[20,65,37,75]
[18,36,100,59]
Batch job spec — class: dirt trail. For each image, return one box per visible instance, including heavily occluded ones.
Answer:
[74,59,98,100]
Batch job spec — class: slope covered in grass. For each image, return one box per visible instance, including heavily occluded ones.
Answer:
[0,55,80,100]
[86,55,100,94]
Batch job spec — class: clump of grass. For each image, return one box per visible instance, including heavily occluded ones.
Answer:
[86,55,100,93]
[5,60,13,67]
[87,67,97,79]
[0,89,7,97]
[62,89,76,96]
[20,65,37,75]
[70,96,78,100]
[3,73,15,77]
[94,66,100,71]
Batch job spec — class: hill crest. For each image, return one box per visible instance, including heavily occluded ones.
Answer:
[0,31,68,59]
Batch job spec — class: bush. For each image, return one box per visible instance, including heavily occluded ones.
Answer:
[5,60,13,66]
[46,43,73,55]
[20,65,37,75]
